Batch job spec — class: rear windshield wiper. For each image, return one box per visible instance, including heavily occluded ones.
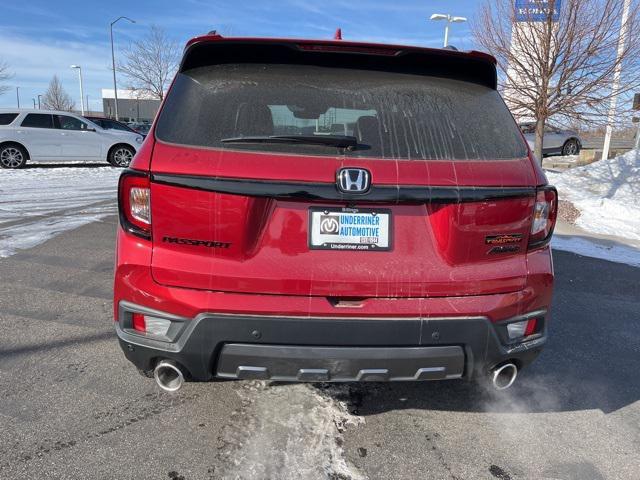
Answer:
[221,134,359,150]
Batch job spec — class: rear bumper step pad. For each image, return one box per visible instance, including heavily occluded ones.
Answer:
[216,343,464,382]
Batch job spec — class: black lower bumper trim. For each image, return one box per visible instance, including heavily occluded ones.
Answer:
[115,306,546,382]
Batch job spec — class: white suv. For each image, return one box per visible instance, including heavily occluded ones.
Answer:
[0,109,144,169]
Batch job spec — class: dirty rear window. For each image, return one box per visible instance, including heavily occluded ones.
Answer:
[155,64,527,160]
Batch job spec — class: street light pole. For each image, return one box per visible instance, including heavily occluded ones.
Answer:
[70,65,85,115]
[37,94,42,109]
[16,87,20,108]
[32,98,36,108]
[110,16,136,121]
[429,13,467,48]
[602,0,631,161]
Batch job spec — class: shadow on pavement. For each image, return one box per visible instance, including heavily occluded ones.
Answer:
[0,330,113,359]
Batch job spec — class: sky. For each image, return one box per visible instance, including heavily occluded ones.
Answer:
[0,0,480,110]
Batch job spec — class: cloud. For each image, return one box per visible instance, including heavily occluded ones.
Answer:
[0,32,114,108]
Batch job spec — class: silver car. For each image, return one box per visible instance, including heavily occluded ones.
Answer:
[0,109,144,168]
[519,123,582,156]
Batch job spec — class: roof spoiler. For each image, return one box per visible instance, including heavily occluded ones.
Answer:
[179,37,498,89]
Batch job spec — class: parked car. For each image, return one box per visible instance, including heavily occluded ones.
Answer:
[115,35,557,392]
[519,122,582,156]
[0,109,143,168]
[127,122,152,136]
[85,116,144,137]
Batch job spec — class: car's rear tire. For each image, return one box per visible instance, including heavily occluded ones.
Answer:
[108,144,135,167]
[0,143,28,169]
[561,139,580,156]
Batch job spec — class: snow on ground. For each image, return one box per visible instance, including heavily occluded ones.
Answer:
[546,150,640,241]
[552,235,640,268]
[0,164,120,258]
[216,382,366,480]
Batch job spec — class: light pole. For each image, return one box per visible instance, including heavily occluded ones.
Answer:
[110,16,136,120]
[32,98,36,108]
[37,94,42,109]
[429,13,467,48]
[602,0,631,161]
[70,65,85,115]
[16,87,20,108]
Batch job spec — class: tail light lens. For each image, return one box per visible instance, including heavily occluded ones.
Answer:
[118,170,151,239]
[528,186,557,250]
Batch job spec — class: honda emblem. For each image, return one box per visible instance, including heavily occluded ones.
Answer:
[337,168,371,194]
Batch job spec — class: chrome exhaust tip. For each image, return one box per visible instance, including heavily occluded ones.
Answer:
[153,360,184,392]
[491,363,518,390]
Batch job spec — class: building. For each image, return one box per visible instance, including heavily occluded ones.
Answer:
[101,89,161,123]
[503,0,562,123]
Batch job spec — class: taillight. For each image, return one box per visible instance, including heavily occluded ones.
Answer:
[118,170,151,239]
[528,186,557,250]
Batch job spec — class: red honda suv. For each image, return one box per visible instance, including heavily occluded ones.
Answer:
[114,35,557,392]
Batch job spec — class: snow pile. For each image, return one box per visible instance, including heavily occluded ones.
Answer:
[216,382,366,480]
[0,166,121,257]
[546,150,640,240]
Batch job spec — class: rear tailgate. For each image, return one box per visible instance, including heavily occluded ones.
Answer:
[148,39,536,298]
[149,147,536,297]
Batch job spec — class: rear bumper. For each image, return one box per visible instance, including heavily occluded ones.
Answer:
[114,230,553,382]
[115,303,546,382]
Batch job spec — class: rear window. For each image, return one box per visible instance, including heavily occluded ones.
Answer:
[156,64,527,160]
[0,113,19,125]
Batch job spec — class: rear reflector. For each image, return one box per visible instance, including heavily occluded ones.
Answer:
[132,312,146,332]
[524,318,538,336]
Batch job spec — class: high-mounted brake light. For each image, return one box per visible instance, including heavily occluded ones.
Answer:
[118,171,151,239]
[297,44,401,56]
[528,186,557,250]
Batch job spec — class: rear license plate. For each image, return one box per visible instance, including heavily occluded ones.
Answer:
[309,207,391,251]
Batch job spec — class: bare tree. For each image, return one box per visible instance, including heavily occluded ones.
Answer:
[117,26,180,101]
[41,75,75,111]
[473,0,640,161]
[0,60,12,96]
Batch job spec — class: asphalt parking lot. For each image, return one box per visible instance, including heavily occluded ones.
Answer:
[1,215,639,479]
